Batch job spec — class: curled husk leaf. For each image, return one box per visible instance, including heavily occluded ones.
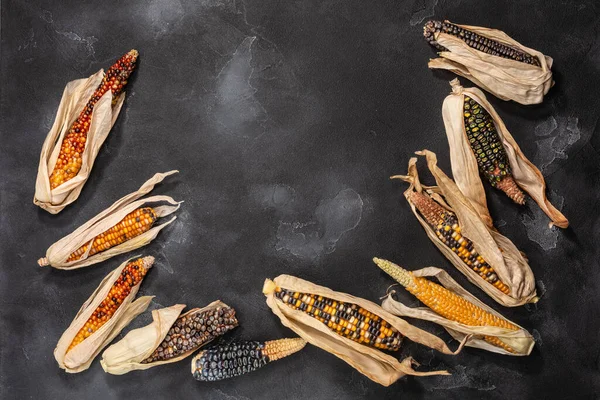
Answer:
[34,70,126,214]
[395,151,537,307]
[263,275,467,387]
[443,79,568,228]
[428,21,553,105]
[381,266,535,356]
[38,170,181,270]
[101,301,235,375]
[54,256,154,373]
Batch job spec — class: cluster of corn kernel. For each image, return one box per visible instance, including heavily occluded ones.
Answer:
[67,207,157,262]
[49,50,139,190]
[142,306,238,364]
[423,20,540,66]
[463,96,525,204]
[374,258,519,353]
[192,338,306,382]
[408,191,510,295]
[274,287,403,351]
[67,256,152,352]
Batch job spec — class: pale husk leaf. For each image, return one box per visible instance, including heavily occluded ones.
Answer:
[34,70,126,213]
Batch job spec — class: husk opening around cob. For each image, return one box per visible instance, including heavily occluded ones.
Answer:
[34,70,126,214]
[263,275,468,387]
[101,301,235,375]
[427,21,553,105]
[443,79,568,229]
[54,256,154,373]
[377,261,535,356]
[393,151,537,307]
[38,170,181,270]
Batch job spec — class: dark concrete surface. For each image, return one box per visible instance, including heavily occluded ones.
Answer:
[1,0,600,399]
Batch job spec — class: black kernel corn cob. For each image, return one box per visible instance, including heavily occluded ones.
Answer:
[274,287,403,350]
[408,191,510,295]
[423,20,540,67]
[142,306,238,363]
[463,96,525,204]
[192,338,306,381]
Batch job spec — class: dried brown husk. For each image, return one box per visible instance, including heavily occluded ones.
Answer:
[101,301,234,375]
[263,275,468,387]
[428,21,553,105]
[442,79,568,228]
[54,256,154,373]
[38,170,181,270]
[34,70,127,214]
[381,266,535,356]
[394,151,537,307]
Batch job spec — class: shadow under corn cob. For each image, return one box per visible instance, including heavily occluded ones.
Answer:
[192,338,306,381]
[374,258,519,353]
[142,305,238,363]
[408,191,510,295]
[423,20,540,67]
[49,50,138,189]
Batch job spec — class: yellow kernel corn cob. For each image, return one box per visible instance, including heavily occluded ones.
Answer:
[66,207,157,262]
[274,286,402,351]
[408,191,510,295]
[373,258,518,353]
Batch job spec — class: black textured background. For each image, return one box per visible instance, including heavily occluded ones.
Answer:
[1,0,600,399]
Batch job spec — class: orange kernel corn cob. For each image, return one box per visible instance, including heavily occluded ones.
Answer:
[49,50,138,189]
[374,258,519,353]
[67,256,153,352]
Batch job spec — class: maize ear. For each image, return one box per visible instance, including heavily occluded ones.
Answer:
[49,50,138,189]
[192,338,306,381]
[374,258,519,353]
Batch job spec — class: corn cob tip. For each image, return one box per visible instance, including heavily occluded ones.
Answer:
[139,256,155,270]
[262,279,276,295]
[263,337,307,361]
[496,176,526,205]
[128,49,139,59]
[38,257,49,267]
[373,258,415,289]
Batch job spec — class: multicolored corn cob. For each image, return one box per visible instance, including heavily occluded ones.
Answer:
[274,287,403,351]
[408,191,510,295]
[423,20,540,67]
[373,258,519,353]
[66,207,157,263]
[49,50,139,189]
[463,95,525,204]
[192,338,306,381]
[142,306,238,363]
[67,256,153,352]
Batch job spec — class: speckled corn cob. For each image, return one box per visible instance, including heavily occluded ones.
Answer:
[142,306,238,363]
[373,258,519,353]
[65,207,157,263]
[408,191,510,295]
[423,20,540,67]
[49,50,138,189]
[463,96,525,204]
[67,256,153,352]
[274,287,403,351]
[192,338,306,381]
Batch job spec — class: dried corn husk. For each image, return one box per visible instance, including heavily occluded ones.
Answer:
[442,79,568,228]
[394,151,537,307]
[54,256,154,373]
[427,21,553,105]
[34,70,127,214]
[381,266,535,356]
[263,275,468,387]
[38,170,181,270]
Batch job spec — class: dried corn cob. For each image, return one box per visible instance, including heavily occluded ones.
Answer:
[423,20,540,67]
[142,306,238,364]
[408,191,510,295]
[373,258,519,353]
[274,287,402,351]
[67,256,152,352]
[66,207,157,263]
[49,50,138,189]
[192,338,306,381]
[463,96,525,204]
